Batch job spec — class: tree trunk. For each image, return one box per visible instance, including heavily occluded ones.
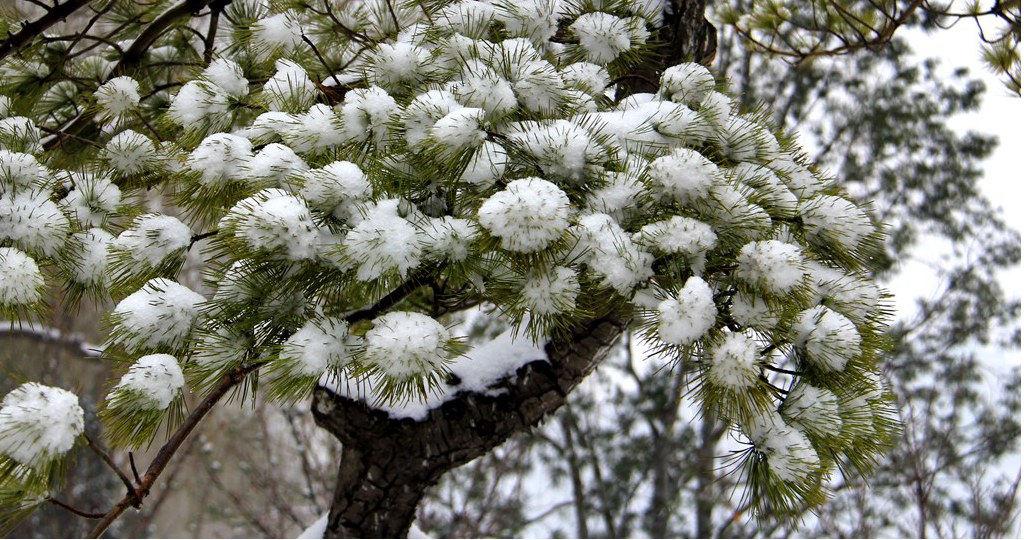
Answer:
[313,315,629,537]
[312,3,717,537]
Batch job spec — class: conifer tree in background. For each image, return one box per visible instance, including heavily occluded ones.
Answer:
[0,0,1011,538]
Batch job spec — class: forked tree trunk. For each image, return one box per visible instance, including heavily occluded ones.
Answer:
[312,3,717,537]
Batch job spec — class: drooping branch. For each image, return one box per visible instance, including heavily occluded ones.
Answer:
[76,269,433,538]
[0,321,102,358]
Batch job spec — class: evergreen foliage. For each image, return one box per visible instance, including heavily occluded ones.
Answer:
[0,0,917,533]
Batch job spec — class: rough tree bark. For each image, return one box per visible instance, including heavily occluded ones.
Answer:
[312,2,717,537]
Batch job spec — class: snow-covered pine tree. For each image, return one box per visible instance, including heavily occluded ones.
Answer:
[0,0,897,537]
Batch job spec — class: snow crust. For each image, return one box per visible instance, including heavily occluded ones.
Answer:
[657,276,717,347]
[744,409,820,483]
[0,190,70,257]
[60,172,121,228]
[253,11,304,54]
[94,76,140,118]
[363,311,451,379]
[264,60,317,112]
[792,305,862,372]
[167,81,230,129]
[103,130,156,175]
[422,216,478,262]
[477,178,570,252]
[224,189,319,261]
[298,161,370,216]
[0,150,47,192]
[324,325,548,421]
[281,318,355,376]
[635,216,717,256]
[202,58,248,99]
[575,213,654,294]
[509,120,600,182]
[730,290,779,330]
[707,332,760,389]
[112,214,192,269]
[781,383,842,437]
[647,148,722,204]
[187,133,253,187]
[659,62,716,105]
[799,194,874,250]
[520,265,580,315]
[343,199,422,280]
[735,240,805,294]
[570,12,632,64]
[461,141,508,187]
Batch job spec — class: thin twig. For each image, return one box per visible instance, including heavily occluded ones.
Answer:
[302,34,343,87]
[190,229,219,246]
[46,497,107,520]
[84,433,137,497]
[344,268,437,323]
[129,452,142,485]
[37,124,103,149]
[763,364,801,376]
[132,109,164,142]
[202,0,222,65]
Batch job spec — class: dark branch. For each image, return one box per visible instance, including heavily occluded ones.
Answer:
[46,497,106,520]
[112,0,216,77]
[0,0,95,62]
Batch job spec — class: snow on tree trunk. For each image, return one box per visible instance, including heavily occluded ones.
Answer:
[314,315,629,537]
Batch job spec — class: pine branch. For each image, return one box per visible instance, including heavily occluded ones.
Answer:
[86,363,259,539]
[0,0,95,62]
[344,267,438,324]
[113,0,216,77]
[44,0,218,151]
